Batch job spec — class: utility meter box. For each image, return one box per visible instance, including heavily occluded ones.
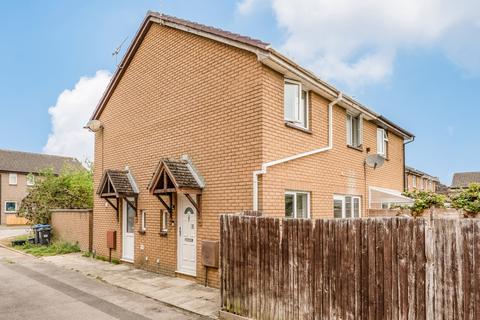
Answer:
[201,240,219,268]
[107,231,116,249]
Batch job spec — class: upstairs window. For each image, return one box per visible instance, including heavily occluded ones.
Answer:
[9,173,17,185]
[376,128,388,157]
[285,191,310,218]
[284,80,308,129]
[346,113,363,148]
[27,174,35,186]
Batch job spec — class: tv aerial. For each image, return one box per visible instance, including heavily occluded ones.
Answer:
[112,36,129,67]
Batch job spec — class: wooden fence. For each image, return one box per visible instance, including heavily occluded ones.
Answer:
[220,215,480,320]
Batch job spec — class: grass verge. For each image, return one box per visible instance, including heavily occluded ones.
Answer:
[14,241,80,257]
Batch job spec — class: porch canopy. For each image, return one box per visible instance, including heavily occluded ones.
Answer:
[98,169,139,219]
[148,158,203,216]
[369,186,413,209]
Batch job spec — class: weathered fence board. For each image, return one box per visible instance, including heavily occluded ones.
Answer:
[220,215,480,320]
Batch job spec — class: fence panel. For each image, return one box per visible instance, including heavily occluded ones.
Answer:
[220,215,480,319]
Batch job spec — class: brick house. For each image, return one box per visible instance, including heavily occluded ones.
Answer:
[405,166,440,193]
[88,12,414,287]
[0,149,81,225]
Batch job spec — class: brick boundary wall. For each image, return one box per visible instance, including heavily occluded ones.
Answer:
[51,209,93,252]
[367,208,466,219]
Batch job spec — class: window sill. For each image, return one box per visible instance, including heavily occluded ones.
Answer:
[285,122,311,134]
[159,231,168,237]
[138,230,146,235]
[347,145,363,152]
[5,212,18,214]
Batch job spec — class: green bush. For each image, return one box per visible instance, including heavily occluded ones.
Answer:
[402,190,446,216]
[18,165,92,224]
[452,183,480,216]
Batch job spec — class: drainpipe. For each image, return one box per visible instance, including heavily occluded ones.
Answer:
[252,93,344,211]
[403,136,415,192]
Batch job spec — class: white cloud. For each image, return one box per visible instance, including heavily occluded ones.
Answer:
[43,70,111,163]
[237,0,480,87]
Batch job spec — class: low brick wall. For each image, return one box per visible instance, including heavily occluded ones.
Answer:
[51,209,93,252]
[367,208,467,219]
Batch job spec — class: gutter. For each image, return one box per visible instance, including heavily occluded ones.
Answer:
[252,93,344,211]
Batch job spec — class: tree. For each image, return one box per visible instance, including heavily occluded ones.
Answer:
[452,183,480,216]
[18,166,93,224]
[402,190,446,216]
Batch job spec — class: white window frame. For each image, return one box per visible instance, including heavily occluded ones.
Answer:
[377,128,388,157]
[285,191,310,219]
[161,210,168,233]
[333,195,361,218]
[284,79,309,129]
[140,210,146,232]
[26,174,35,186]
[346,113,363,147]
[9,173,17,185]
[413,176,417,188]
[5,201,17,213]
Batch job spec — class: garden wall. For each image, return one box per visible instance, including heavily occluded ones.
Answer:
[51,209,93,252]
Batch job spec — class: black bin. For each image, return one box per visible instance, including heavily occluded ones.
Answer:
[38,225,52,245]
[32,224,45,244]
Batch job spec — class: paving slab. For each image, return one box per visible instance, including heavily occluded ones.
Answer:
[42,253,220,319]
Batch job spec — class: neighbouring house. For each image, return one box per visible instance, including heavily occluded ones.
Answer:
[450,171,480,194]
[88,12,415,287]
[405,166,440,193]
[0,149,81,225]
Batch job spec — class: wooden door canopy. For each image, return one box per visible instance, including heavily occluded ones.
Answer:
[98,169,139,219]
[148,158,203,216]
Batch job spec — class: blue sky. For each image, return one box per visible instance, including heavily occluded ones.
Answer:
[0,0,479,184]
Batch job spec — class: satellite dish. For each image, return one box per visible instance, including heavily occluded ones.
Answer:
[365,154,385,169]
[84,120,103,132]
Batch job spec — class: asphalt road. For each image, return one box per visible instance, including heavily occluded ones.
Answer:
[0,247,205,320]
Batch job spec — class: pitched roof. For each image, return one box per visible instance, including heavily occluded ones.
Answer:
[89,12,414,140]
[451,172,480,188]
[405,166,440,182]
[98,169,139,196]
[0,149,82,174]
[163,159,201,189]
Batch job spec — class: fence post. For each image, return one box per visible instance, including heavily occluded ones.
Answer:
[425,218,434,319]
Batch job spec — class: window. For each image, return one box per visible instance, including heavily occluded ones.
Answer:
[140,210,146,232]
[9,173,17,185]
[381,202,391,209]
[285,191,310,218]
[429,181,432,191]
[420,178,424,190]
[413,176,417,188]
[376,128,388,157]
[5,201,17,213]
[346,113,363,147]
[161,210,168,233]
[284,80,308,129]
[27,174,35,186]
[333,195,361,218]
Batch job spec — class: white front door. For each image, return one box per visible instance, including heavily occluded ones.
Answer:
[177,194,197,276]
[122,199,135,262]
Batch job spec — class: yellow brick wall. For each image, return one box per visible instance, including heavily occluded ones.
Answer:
[93,22,408,288]
[51,209,93,252]
[258,66,405,217]
[93,23,264,287]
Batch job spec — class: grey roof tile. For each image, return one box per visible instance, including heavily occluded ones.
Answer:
[451,172,480,188]
[0,149,83,174]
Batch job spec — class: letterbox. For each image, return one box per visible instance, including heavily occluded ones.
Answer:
[201,240,219,268]
[107,231,116,249]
